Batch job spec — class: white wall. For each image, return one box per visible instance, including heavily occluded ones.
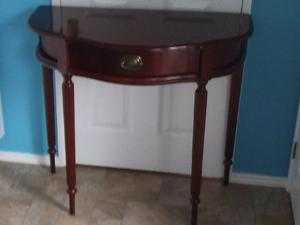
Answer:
[52,0,252,178]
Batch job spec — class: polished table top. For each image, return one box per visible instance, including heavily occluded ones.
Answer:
[29,6,252,85]
[29,6,252,48]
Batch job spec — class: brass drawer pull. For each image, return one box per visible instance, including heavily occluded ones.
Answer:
[120,55,144,71]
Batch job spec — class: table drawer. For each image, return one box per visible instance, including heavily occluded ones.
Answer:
[68,42,199,77]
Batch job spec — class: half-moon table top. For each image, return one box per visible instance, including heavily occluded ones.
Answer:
[29,6,252,48]
[29,6,252,85]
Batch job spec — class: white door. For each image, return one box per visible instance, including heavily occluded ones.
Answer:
[53,0,252,177]
[289,100,300,225]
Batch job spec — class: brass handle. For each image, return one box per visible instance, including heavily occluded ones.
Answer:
[120,55,144,71]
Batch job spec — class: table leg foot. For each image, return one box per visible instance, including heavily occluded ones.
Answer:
[191,197,200,225]
[68,188,77,215]
[49,149,56,174]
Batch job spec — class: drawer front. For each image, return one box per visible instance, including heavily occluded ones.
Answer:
[68,42,199,77]
[41,38,246,84]
[101,47,199,77]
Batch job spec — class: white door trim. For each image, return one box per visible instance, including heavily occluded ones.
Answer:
[287,99,300,225]
[287,99,300,190]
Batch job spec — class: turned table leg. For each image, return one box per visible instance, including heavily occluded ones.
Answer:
[191,81,208,225]
[62,73,77,215]
[43,66,57,174]
[223,66,243,185]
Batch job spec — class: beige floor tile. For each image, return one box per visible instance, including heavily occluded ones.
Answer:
[159,175,190,207]
[97,170,162,203]
[55,213,89,225]
[88,200,126,225]
[122,201,187,225]
[0,197,32,225]
[256,212,294,225]
[23,199,48,225]
[253,186,292,214]
[77,166,107,194]
[0,162,294,225]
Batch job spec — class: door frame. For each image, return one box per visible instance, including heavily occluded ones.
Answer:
[288,99,300,188]
[288,99,300,225]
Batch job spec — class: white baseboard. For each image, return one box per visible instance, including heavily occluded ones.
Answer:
[231,172,288,188]
[0,151,288,188]
[0,151,64,167]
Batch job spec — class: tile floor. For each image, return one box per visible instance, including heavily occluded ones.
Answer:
[0,162,294,225]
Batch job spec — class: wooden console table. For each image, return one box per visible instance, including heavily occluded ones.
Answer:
[29,6,252,225]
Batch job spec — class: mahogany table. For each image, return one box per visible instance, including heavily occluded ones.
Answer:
[29,6,252,225]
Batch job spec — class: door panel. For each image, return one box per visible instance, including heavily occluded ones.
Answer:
[160,84,195,134]
[55,73,231,177]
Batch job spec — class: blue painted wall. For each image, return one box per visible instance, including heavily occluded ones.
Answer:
[0,0,299,177]
[0,0,50,154]
[234,0,300,176]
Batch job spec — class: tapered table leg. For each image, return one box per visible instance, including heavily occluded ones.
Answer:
[62,73,77,215]
[223,66,243,186]
[43,66,57,174]
[190,81,208,225]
